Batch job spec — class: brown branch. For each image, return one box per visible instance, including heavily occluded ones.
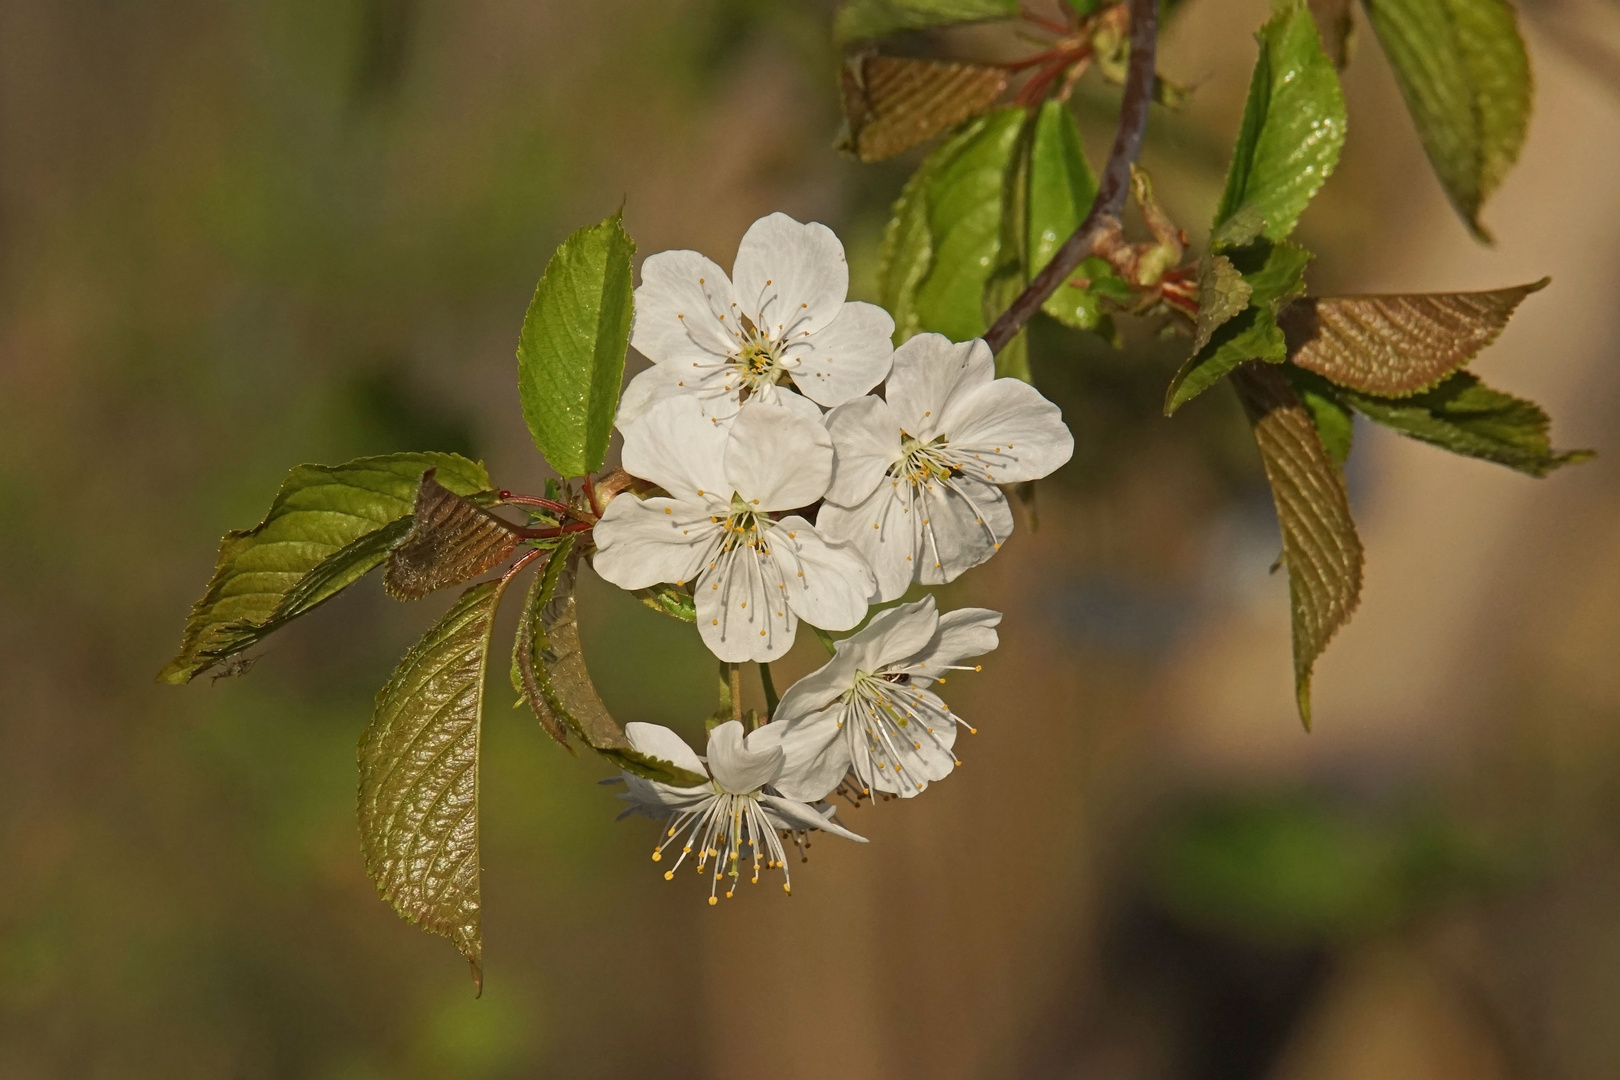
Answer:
[982,0,1159,355]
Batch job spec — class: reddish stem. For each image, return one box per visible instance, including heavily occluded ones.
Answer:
[581,475,603,518]
[499,492,573,515]
[500,546,548,584]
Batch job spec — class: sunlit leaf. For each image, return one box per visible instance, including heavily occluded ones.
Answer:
[1028,100,1109,333]
[359,578,506,991]
[1280,279,1547,396]
[1362,0,1530,242]
[516,210,635,478]
[1338,370,1593,477]
[838,55,1008,162]
[384,470,525,600]
[160,453,494,684]
[511,538,708,785]
[1214,2,1346,242]
[1232,363,1363,729]
[833,0,1019,46]
[878,107,1026,344]
[634,583,698,623]
[1165,240,1311,414]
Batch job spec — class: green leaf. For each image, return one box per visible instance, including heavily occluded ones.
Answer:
[1338,370,1592,477]
[359,578,506,991]
[1232,363,1363,729]
[1361,0,1530,242]
[1284,366,1356,465]
[838,55,1009,163]
[383,469,525,600]
[633,583,698,623]
[1214,2,1347,242]
[160,453,494,684]
[1191,254,1252,354]
[833,0,1019,46]
[879,108,1026,344]
[511,538,708,785]
[1165,240,1312,414]
[516,210,636,478]
[1027,101,1106,331]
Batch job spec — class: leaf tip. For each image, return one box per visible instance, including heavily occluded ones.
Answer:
[1296,675,1314,732]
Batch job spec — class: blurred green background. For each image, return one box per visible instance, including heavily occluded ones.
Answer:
[3,1,1620,1077]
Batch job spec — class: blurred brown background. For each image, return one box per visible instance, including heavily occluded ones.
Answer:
[3,0,1619,1077]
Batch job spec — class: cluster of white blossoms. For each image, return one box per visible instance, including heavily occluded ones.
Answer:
[592,213,1073,902]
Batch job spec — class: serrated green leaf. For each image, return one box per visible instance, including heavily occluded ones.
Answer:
[511,538,708,785]
[160,453,494,684]
[1214,3,1347,242]
[1028,101,1106,333]
[1232,363,1363,729]
[879,108,1026,344]
[1165,241,1312,413]
[384,469,524,600]
[1192,254,1253,353]
[1280,280,1548,396]
[634,583,698,622]
[517,210,636,478]
[838,55,1009,163]
[359,578,505,991]
[1362,0,1530,242]
[1338,370,1592,477]
[1284,366,1355,465]
[833,0,1019,45]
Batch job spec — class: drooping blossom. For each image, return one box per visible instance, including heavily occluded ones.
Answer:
[611,720,866,903]
[749,595,1000,802]
[593,395,875,662]
[818,333,1074,601]
[617,213,895,425]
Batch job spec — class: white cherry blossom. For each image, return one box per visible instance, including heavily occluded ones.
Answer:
[749,595,1000,802]
[612,720,866,903]
[818,333,1074,601]
[617,212,895,425]
[593,395,875,662]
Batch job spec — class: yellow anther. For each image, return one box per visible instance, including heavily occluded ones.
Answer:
[664,870,674,880]
[783,884,792,895]
[652,851,662,862]
[708,896,718,906]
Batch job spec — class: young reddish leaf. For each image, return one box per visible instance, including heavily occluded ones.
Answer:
[1279,279,1547,396]
[838,55,1008,163]
[383,469,525,600]
[1232,362,1364,730]
[359,578,507,992]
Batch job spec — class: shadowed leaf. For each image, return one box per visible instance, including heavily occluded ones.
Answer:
[384,470,525,600]
[1339,370,1593,477]
[1310,0,1356,68]
[838,54,1008,162]
[1233,363,1363,729]
[359,578,507,992]
[1192,254,1252,353]
[160,453,493,684]
[1361,0,1530,242]
[1280,279,1547,396]
[1284,367,1356,465]
[517,210,635,478]
[833,0,1019,45]
[1214,3,1346,242]
[511,538,708,785]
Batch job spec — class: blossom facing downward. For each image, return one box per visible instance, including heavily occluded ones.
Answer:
[749,595,1000,802]
[618,212,895,425]
[818,334,1075,601]
[613,720,866,903]
[592,395,875,662]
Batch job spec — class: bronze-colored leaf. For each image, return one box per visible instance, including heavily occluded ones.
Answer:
[1281,279,1547,396]
[384,469,525,600]
[1309,0,1356,68]
[838,54,1009,163]
[360,578,507,992]
[1193,254,1253,353]
[1232,363,1364,730]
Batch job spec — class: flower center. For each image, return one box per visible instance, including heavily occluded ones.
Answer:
[894,431,959,485]
[728,314,787,397]
[714,491,769,554]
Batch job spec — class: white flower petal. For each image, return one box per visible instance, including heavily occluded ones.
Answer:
[759,794,867,842]
[770,653,864,726]
[616,363,690,429]
[784,301,895,407]
[723,401,833,511]
[620,394,731,503]
[707,720,783,793]
[941,377,1074,484]
[732,213,849,340]
[861,596,943,669]
[769,516,873,631]
[913,474,1014,585]
[618,774,712,816]
[884,334,993,438]
[623,722,710,778]
[824,395,901,506]
[694,541,797,662]
[896,607,1001,685]
[591,496,717,591]
[631,249,738,364]
[746,712,849,803]
[815,485,917,603]
[860,687,960,797]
